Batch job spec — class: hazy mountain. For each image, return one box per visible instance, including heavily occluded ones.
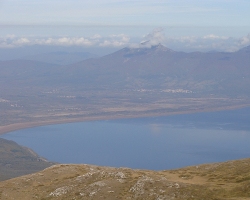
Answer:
[1,44,249,96]
[0,45,110,61]
[0,59,60,88]
[58,43,250,96]
[0,44,249,129]
[21,51,98,65]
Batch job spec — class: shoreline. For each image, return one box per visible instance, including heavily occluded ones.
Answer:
[1,104,249,136]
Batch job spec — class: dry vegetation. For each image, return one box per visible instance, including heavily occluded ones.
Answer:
[1,158,250,199]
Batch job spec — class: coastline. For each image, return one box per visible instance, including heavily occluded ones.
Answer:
[1,104,249,136]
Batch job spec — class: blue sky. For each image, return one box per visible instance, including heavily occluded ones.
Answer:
[1,0,250,27]
[0,0,250,52]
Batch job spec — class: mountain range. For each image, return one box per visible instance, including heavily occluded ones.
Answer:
[69,44,250,95]
[1,44,250,96]
[0,44,250,131]
[21,51,98,65]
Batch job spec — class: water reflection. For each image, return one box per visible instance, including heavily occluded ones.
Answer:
[149,124,163,136]
[1,107,250,170]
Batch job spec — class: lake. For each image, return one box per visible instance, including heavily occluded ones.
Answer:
[1,107,250,170]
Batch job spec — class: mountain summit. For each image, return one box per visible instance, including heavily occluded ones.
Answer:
[120,43,175,57]
[1,43,250,97]
[148,43,175,52]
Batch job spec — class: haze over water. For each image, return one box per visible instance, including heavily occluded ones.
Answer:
[1,107,250,170]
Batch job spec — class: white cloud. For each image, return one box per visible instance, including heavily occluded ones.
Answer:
[99,40,126,47]
[129,27,166,48]
[109,34,130,41]
[90,34,102,39]
[176,36,197,43]
[160,33,250,52]
[142,27,165,46]
[5,34,16,39]
[1,30,250,52]
[51,37,94,46]
[13,38,30,45]
[238,34,250,45]
[99,34,130,47]
[0,34,129,48]
[0,36,97,47]
[203,34,229,40]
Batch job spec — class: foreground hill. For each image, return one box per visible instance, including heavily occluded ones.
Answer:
[0,138,56,181]
[1,158,250,199]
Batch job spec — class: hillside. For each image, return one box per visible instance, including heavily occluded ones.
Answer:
[1,158,250,199]
[0,138,56,181]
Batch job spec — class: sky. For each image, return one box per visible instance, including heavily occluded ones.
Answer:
[0,0,250,53]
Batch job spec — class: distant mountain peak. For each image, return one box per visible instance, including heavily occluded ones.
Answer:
[150,43,174,52]
[139,40,172,50]
[121,43,174,58]
[138,41,175,53]
[238,45,250,52]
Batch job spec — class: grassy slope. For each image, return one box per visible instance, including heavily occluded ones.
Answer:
[0,138,56,181]
[0,158,250,199]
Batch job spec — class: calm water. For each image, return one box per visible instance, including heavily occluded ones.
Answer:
[1,107,250,170]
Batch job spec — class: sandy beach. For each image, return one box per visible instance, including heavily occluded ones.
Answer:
[1,104,249,136]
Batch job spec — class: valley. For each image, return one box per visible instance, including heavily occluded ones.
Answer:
[1,44,250,134]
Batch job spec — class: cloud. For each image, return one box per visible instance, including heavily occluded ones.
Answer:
[128,29,241,52]
[0,36,96,48]
[109,34,130,42]
[99,34,130,47]
[90,34,102,39]
[1,30,250,53]
[13,38,30,45]
[203,34,229,40]
[161,33,250,52]
[148,34,250,52]
[238,34,250,45]
[99,40,126,47]
[141,27,165,46]
[37,37,95,46]
[176,36,197,43]
[129,27,166,48]
[5,34,16,39]
[0,34,130,48]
